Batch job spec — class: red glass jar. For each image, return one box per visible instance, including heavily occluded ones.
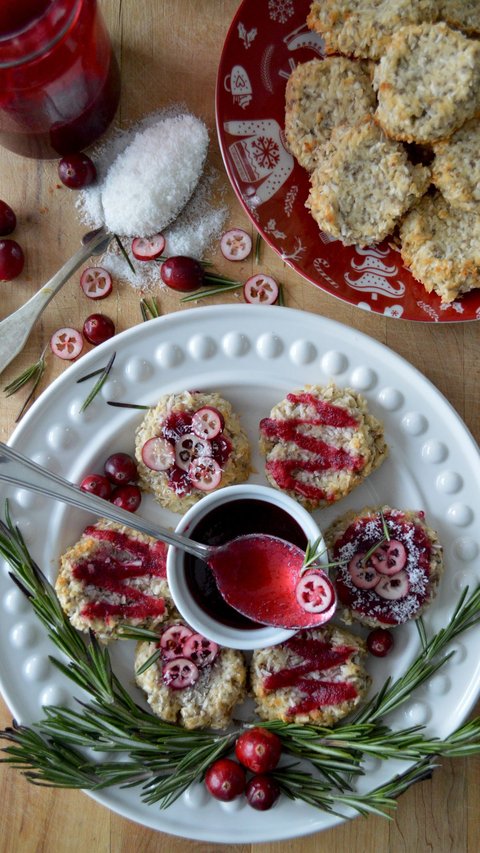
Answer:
[0,0,120,158]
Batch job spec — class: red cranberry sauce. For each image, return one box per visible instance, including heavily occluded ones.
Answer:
[333,510,432,625]
[262,633,358,717]
[260,392,363,502]
[184,499,307,631]
[160,410,232,496]
[74,526,167,622]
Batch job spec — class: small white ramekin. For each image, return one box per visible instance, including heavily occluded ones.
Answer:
[166,483,324,650]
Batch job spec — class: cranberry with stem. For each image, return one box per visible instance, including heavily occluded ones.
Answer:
[160,256,205,292]
[205,758,246,802]
[235,727,282,774]
[245,774,280,811]
[0,200,16,236]
[58,152,97,189]
[104,452,138,485]
[83,313,115,346]
[0,239,24,281]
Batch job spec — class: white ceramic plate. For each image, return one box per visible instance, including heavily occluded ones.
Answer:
[1,304,479,843]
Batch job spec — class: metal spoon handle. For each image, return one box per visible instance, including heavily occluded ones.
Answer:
[0,227,113,376]
[0,442,211,561]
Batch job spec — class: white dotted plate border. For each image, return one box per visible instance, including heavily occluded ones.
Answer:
[1,305,479,842]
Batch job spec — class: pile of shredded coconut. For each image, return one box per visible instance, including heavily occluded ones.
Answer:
[76,107,227,289]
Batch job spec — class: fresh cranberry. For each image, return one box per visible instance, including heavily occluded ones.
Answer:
[205,758,246,802]
[104,452,138,485]
[0,200,16,236]
[110,484,142,512]
[235,727,282,774]
[83,313,115,345]
[245,774,280,811]
[58,153,97,189]
[367,628,394,657]
[160,256,205,292]
[79,474,112,500]
[0,239,24,281]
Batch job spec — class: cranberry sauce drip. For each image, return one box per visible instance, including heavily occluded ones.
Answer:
[184,499,307,631]
[262,634,358,717]
[75,526,167,621]
[260,392,363,501]
[334,511,432,625]
[160,410,232,496]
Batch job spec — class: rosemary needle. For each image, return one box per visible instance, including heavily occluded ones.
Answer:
[255,232,262,264]
[78,352,116,412]
[3,345,49,422]
[140,297,161,321]
[114,234,136,275]
[180,282,242,303]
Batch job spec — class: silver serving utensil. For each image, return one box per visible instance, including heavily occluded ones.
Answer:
[0,226,113,376]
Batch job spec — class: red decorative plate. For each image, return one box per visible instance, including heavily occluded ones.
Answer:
[215,0,480,322]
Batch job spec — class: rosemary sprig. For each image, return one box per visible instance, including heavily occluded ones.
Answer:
[180,281,242,303]
[3,345,48,421]
[140,297,161,321]
[114,234,136,274]
[77,352,116,412]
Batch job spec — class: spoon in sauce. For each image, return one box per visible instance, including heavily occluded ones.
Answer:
[0,442,336,630]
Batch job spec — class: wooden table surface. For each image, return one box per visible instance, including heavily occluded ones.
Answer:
[1,1,479,851]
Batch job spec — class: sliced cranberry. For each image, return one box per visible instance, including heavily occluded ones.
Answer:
[367,628,394,657]
[110,484,141,512]
[370,540,407,575]
[83,313,115,346]
[191,406,224,440]
[205,758,246,801]
[182,633,218,668]
[0,200,16,236]
[295,570,336,616]
[162,657,199,690]
[58,152,97,189]
[348,553,381,589]
[160,256,205,292]
[79,473,111,499]
[174,433,212,472]
[188,457,222,491]
[131,234,165,260]
[243,274,279,305]
[141,437,175,471]
[220,228,252,261]
[104,452,138,485]
[376,570,409,600]
[235,727,282,774]
[80,266,113,300]
[0,239,24,281]
[159,624,193,660]
[50,327,84,360]
[245,774,280,811]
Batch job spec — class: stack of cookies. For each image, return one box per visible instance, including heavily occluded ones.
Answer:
[285,1,480,303]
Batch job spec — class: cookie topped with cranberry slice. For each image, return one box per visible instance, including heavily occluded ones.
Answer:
[325,506,444,629]
[251,624,370,726]
[259,383,387,511]
[135,390,250,513]
[135,620,247,729]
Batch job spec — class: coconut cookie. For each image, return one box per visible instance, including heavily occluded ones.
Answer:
[325,506,443,629]
[135,390,250,513]
[284,57,376,172]
[55,519,172,641]
[135,621,247,729]
[306,119,429,247]
[440,0,480,35]
[259,383,387,512]
[432,119,480,211]
[251,625,370,726]
[399,191,480,303]
[374,22,480,144]
[307,0,438,61]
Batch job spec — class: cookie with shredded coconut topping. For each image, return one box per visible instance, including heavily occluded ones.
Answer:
[374,22,480,144]
[399,191,480,303]
[440,0,480,35]
[432,118,480,211]
[251,624,370,726]
[305,119,430,247]
[307,0,438,61]
[259,382,387,512]
[284,57,376,172]
[325,506,443,629]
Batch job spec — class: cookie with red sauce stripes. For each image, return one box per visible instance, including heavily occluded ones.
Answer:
[55,518,174,641]
[325,505,444,629]
[259,383,387,511]
[251,624,370,726]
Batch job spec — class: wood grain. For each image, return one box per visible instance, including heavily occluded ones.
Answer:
[0,2,479,851]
